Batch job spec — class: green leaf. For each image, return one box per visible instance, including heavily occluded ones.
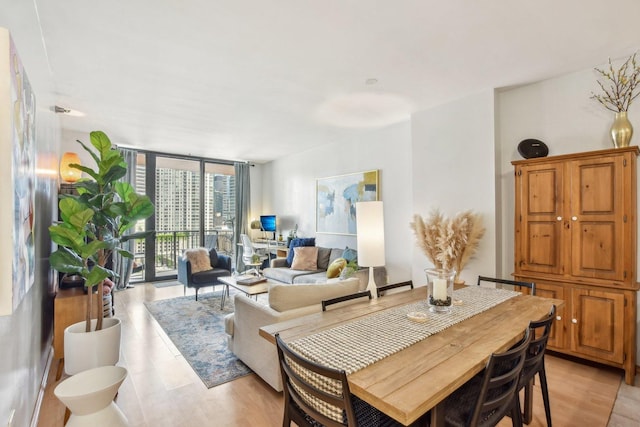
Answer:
[85,265,111,287]
[77,139,100,167]
[49,224,85,249]
[50,248,84,273]
[101,164,127,185]
[80,239,110,259]
[116,249,134,259]
[90,130,113,158]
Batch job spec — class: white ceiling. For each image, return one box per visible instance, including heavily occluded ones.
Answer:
[37,1,640,163]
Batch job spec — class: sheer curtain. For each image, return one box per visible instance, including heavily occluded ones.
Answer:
[113,147,137,290]
[234,162,250,273]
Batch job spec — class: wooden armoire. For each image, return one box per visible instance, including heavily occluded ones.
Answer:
[513,146,638,385]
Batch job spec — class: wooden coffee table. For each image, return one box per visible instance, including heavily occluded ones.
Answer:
[218,275,273,309]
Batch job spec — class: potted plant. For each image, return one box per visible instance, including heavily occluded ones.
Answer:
[410,209,485,285]
[49,131,154,374]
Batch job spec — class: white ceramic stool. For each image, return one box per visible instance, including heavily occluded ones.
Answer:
[54,365,129,427]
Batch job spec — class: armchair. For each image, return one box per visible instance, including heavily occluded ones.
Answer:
[177,248,232,300]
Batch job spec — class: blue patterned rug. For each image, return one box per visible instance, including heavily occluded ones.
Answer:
[144,290,252,388]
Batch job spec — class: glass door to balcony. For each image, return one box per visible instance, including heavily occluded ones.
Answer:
[130,153,236,283]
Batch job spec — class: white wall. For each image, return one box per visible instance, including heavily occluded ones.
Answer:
[410,90,497,286]
[260,121,413,283]
[496,65,640,363]
[0,6,61,427]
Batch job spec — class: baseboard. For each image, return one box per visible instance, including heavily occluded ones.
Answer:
[30,346,54,427]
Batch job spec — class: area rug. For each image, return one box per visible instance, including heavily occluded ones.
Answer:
[144,290,251,388]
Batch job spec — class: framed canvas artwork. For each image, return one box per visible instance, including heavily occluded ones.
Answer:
[316,170,379,235]
[0,28,36,315]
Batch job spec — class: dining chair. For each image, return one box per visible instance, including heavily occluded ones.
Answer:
[477,276,536,295]
[275,333,403,427]
[439,328,532,427]
[516,305,556,427]
[321,290,372,312]
[376,280,414,298]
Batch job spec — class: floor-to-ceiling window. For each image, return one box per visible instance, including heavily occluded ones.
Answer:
[130,152,236,282]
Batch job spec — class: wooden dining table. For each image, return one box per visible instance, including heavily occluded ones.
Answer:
[260,286,562,426]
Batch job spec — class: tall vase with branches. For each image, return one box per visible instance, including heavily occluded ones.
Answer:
[410,209,485,284]
[49,131,154,332]
[591,52,640,148]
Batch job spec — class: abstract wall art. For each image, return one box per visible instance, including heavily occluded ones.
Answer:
[316,170,379,235]
[0,28,36,315]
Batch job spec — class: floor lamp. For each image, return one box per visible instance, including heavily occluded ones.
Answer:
[356,201,385,299]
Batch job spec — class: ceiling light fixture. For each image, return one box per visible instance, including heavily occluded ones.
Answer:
[365,78,378,85]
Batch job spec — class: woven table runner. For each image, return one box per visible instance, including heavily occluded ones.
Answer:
[288,286,520,374]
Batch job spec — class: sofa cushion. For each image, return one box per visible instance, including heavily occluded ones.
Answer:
[191,267,230,284]
[290,246,319,270]
[326,257,347,278]
[316,247,332,270]
[342,246,358,263]
[263,267,320,284]
[286,238,316,267]
[268,278,360,312]
[183,248,212,273]
[328,248,345,265]
[292,272,339,284]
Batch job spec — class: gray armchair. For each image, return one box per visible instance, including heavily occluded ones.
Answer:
[177,248,232,300]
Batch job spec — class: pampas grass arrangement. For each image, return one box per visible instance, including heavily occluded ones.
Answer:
[411,209,485,283]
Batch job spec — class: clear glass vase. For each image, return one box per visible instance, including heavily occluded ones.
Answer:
[425,268,456,313]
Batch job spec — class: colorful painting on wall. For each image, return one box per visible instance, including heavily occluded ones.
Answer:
[316,170,379,235]
[0,28,36,315]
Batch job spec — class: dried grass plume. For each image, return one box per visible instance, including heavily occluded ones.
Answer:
[411,209,485,282]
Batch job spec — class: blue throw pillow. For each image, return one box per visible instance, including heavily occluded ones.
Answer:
[286,238,316,267]
[342,246,358,263]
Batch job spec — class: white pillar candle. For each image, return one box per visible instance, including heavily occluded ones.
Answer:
[433,278,448,301]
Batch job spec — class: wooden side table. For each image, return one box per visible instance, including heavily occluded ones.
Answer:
[53,288,101,361]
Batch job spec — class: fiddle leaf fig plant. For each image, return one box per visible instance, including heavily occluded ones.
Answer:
[49,131,154,332]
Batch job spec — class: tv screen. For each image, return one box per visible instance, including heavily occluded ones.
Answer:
[260,215,277,232]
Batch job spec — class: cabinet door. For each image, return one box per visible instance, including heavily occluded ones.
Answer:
[570,288,624,363]
[569,155,626,281]
[534,282,565,350]
[515,163,564,275]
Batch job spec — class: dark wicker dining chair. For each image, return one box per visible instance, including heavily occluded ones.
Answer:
[477,276,536,296]
[516,305,556,427]
[439,328,532,427]
[321,290,372,311]
[376,280,414,297]
[275,333,403,427]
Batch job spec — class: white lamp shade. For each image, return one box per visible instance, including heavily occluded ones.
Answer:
[356,201,385,267]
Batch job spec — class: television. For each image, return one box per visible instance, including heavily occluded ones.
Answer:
[260,215,277,232]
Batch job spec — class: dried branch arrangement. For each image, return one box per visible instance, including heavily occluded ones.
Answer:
[411,209,485,282]
[591,52,640,113]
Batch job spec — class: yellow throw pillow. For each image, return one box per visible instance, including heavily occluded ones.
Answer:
[290,246,319,271]
[183,248,213,273]
[326,257,347,278]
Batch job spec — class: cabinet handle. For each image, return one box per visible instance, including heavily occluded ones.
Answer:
[556,216,562,221]
[571,216,578,221]
[556,316,562,321]
[572,318,578,324]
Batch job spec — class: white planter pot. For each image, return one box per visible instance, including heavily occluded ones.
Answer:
[54,365,129,427]
[64,317,122,376]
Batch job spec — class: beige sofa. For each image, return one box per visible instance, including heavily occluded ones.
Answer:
[224,277,362,391]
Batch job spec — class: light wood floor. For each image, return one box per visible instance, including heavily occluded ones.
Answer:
[38,282,626,426]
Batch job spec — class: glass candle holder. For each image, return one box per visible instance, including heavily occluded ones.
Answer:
[425,268,456,313]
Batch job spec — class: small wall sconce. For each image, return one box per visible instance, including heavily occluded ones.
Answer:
[60,152,82,183]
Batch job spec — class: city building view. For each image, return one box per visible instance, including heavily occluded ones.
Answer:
[132,156,236,281]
